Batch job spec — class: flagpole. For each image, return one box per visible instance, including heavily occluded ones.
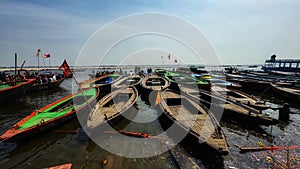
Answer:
[59,60,95,121]
[41,51,46,68]
[168,58,170,70]
[71,71,96,120]
[14,53,17,84]
[38,53,39,73]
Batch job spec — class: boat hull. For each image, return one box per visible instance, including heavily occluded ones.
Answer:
[0,87,99,142]
[179,86,277,126]
[86,86,139,133]
[271,83,300,104]
[157,104,228,156]
[28,77,65,92]
[0,79,35,104]
[156,90,228,156]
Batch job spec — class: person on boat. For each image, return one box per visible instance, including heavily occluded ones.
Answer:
[36,75,42,84]
[0,72,5,83]
[96,72,100,78]
[42,75,49,84]
[49,76,54,83]
[52,74,57,81]
[5,74,12,83]
[129,70,134,76]
[147,68,152,75]
[55,73,61,80]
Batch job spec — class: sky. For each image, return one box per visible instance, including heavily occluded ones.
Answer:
[0,0,299,67]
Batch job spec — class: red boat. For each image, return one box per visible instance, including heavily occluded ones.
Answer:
[0,78,35,104]
[0,87,99,142]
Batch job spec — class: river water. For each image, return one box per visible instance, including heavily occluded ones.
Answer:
[0,70,299,169]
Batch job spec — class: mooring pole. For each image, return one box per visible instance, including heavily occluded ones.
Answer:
[14,53,17,83]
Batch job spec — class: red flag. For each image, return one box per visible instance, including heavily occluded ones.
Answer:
[44,53,50,58]
[167,54,171,60]
[59,59,71,77]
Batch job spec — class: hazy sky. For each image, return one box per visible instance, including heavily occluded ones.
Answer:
[0,0,299,67]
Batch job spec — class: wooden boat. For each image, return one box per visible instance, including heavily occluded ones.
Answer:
[29,77,65,92]
[193,73,241,89]
[0,87,99,142]
[164,71,210,91]
[87,86,138,132]
[111,74,143,89]
[0,78,35,104]
[141,74,170,92]
[79,73,121,90]
[271,82,300,103]
[226,77,271,92]
[44,163,72,169]
[211,86,268,110]
[178,84,278,126]
[269,70,300,77]
[157,89,229,155]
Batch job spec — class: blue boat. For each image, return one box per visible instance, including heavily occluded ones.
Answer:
[262,55,300,73]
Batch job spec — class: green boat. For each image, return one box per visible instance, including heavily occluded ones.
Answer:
[164,71,211,91]
[0,78,35,104]
[0,87,99,142]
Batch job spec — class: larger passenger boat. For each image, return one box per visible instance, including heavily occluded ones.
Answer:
[262,55,300,73]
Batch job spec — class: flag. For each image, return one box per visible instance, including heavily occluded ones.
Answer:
[167,54,171,60]
[174,59,177,63]
[59,59,71,77]
[36,49,41,57]
[155,91,161,105]
[44,53,51,58]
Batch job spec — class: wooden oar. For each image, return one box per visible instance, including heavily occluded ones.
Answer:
[103,130,155,138]
[103,130,170,142]
[240,145,300,153]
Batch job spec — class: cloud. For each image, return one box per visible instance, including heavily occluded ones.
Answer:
[0,1,103,66]
[1,0,299,66]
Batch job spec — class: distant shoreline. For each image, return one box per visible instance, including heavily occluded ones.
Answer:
[0,64,263,71]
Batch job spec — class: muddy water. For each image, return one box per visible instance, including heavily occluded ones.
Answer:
[0,70,299,168]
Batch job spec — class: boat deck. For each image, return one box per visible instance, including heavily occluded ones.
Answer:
[88,87,136,129]
[179,85,277,125]
[112,74,142,88]
[141,75,169,91]
[162,90,228,154]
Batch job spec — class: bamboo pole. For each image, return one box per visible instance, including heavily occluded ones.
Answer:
[14,53,17,84]
[240,145,300,153]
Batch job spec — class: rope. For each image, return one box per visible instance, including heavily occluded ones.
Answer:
[56,100,74,112]
[259,84,272,98]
